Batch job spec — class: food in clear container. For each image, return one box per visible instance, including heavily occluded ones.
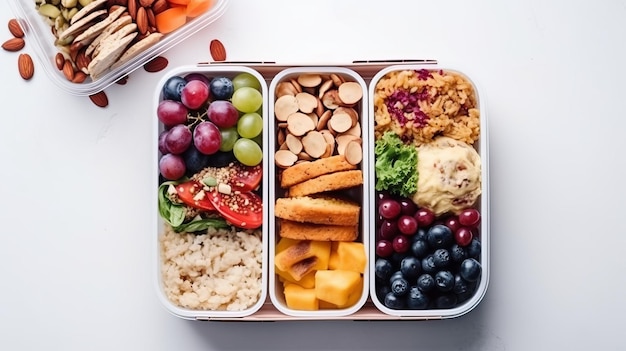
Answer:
[155,68,266,317]
[371,68,485,313]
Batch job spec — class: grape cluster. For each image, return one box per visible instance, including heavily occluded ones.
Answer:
[374,192,483,310]
[157,72,265,181]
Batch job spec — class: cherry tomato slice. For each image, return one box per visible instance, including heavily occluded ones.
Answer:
[175,181,215,211]
[229,163,262,192]
[208,190,263,229]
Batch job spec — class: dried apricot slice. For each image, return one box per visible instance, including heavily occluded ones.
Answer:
[167,0,191,5]
[186,0,215,18]
[156,6,187,34]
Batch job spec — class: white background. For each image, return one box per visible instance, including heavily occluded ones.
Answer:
[1,0,625,350]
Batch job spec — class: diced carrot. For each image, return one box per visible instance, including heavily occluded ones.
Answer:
[186,0,215,18]
[155,6,188,34]
[167,0,190,5]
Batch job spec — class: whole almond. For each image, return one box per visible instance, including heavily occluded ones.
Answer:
[76,51,91,72]
[63,59,75,81]
[8,19,24,38]
[140,0,155,6]
[89,91,109,108]
[116,75,129,85]
[128,0,138,20]
[2,37,25,52]
[136,6,149,35]
[143,56,168,72]
[209,39,227,61]
[152,0,168,14]
[146,7,156,28]
[69,41,83,62]
[72,71,87,84]
[55,53,65,70]
[18,53,34,80]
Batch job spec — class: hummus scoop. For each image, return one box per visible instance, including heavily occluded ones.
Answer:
[412,137,481,216]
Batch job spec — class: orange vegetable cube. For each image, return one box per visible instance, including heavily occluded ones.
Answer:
[314,270,362,306]
[186,0,215,18]
[155,6,187,34]
[284,283,319,311]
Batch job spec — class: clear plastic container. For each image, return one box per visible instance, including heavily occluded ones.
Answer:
[152,65,268,320]
[267,67,370,318]
[367,64,489,319]
[8,0,229,96]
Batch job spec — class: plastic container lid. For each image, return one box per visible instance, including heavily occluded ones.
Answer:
[8,0,230,96]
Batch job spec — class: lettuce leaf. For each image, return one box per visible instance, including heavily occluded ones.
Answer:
[374,132,418,198]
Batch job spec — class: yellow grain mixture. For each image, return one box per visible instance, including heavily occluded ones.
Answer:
[373,69,480,145]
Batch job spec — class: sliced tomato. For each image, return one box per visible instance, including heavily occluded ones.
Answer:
[228,163,262,192]
[207,190,263,229]
[175,180,216,211]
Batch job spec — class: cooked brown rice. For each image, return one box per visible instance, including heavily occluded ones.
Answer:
[373,69,480,145]
[160,224,263,311]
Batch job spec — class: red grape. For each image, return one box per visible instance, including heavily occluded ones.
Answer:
[414,208,435,227]
[207,100,239,128]
[379,219,398,240]
[158,130,170,154]
[397,215,418,235]
[193,121,221,155]
[444,216,461,233]
[458,208,481,228]
[392,235,410,253]
[454,227,474,246]
[181,80,210,110]
[399,197,418,216]
[159,153,186,180]
[376,240,394,257]
[157,100,188,127]
[379,199,401,219]
[164,124,192,154]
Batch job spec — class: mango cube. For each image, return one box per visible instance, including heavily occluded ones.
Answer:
[314,270,362,306]
[284,283,319,310]
[335,241,366,273]
[277,269,316,289]
[318,276,363,309]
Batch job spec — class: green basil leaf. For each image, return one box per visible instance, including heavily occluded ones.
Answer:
[158,181,186,227]
[174,218,230,233]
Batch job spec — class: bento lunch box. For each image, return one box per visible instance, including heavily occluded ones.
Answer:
[152,60,489,321]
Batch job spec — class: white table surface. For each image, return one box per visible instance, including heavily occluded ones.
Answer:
[1,0,625,350]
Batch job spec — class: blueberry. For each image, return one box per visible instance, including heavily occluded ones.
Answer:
[412,227,427,242]
[449,243,468,263]
[406,286,429,309]
[162,76,187,101]
[384,291,406,309]
[411,239,429,258]
[400,256,421,278]
[456,281,478,303]
[427,224,453,249]
[467,238,481,259]
[182,143,211,176]
[388,270,405,285]
[453,274,470,295]
[460,258,482,282]
[421,254,437,274]
[209,77,234,100]
[416,273,435,293]
[391,277,409,296]
[375,258,394,281]
[376,284,391,302]
[432,248,450,268]
[434,270,455,292]
[435,294,458,309]
[391,251,409,265]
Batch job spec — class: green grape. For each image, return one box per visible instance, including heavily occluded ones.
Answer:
[233,138,263,166]
[219,127,239,152]
[237,112,263,139]
[232,87,263,113]
[252,133,263,146]
[232,72,262,91]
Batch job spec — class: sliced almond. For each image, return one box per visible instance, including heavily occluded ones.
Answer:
[274,95,299,122]
[343,121,362,137]
[315,98,325,117]
[277,128,286,146]
[297,73,322,88]
[277,122,288,129]
[321,89,341,110]
[338,81,363,105]
[297,152,314,161]
[344,141,363,165]
[320,142,333,158]
[328,112,353,134]
[287,112,315,136]
[319,129,335,148]
[336,134,362,155]
[289,78,302,93]
[301,130,327,159]
[317,109,332,130]
[307,112,319,128]
[330,73,345,87]
[295,92,318,114]
[275,150,298,168]
[318,79,334,99]
[285,133,303,154]
[335,106,359,127]
[275,81,298,98]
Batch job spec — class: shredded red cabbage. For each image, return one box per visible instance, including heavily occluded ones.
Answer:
[417,69,433,80]
[385,88,430,127]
